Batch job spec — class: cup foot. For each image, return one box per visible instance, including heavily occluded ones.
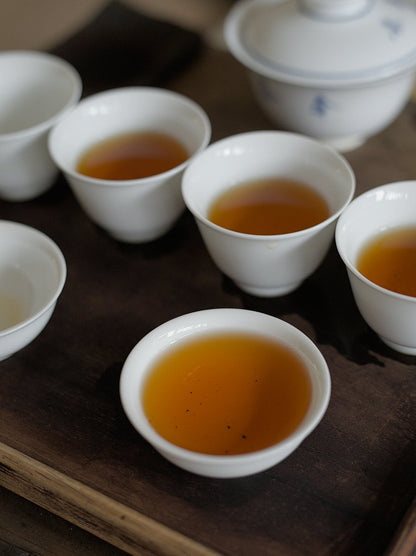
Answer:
[108,227,169,244]
[236,280,302,297]
[0,180,55,202]
[323,134,366,153]
[379,336,416,356]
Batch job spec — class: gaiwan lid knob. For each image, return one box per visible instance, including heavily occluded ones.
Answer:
[299,0,371,20]
[225,0,416,87]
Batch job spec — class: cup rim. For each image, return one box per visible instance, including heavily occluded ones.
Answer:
[48,86,212,188]
[335,180,416,302]
[0,50,82,141]
[119,308,331,468]
[0,220,67,337]
[182,130,355,240]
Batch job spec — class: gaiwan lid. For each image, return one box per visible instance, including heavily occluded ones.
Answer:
[225,0,416,87]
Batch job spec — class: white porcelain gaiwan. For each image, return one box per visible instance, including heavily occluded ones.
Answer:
[336,181,416,355]
[225,0,416,152]
[120,309,331,478]
[0,221,66,360]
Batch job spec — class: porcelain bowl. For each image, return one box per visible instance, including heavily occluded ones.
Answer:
[0,221,66,360]
[225,0,416,152]
[120,308,331,478]
[336,181,416,355]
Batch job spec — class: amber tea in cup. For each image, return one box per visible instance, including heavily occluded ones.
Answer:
[143,332,312,456]
[208,177,330,234]
[357,225,416,297]
[77,130,189,180]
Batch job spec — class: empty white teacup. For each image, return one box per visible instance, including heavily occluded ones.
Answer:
[336,180,416,355]
[49,87,211,243]
[0,50,82,201]
[182,131,355,297]
[0,220,66,360]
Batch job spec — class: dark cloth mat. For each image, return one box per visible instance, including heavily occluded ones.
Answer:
[51,0,202,96]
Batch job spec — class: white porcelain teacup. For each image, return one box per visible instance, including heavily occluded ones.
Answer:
[182,131,355,297]
[120,308,331,478]
[0,220,66,360]
[0,50,82,201]
[336,180,416,355]
[49,87,211,243]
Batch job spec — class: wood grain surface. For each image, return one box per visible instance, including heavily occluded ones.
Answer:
[0,3,415,555]
[386,496,416,556]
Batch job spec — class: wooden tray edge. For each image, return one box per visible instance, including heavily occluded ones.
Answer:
[384,495,416,556]
[0,441,220,556]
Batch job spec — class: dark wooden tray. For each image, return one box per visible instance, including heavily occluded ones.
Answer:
[0,3,415,555]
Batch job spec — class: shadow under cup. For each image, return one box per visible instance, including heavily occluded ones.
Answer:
[182,131,356,297]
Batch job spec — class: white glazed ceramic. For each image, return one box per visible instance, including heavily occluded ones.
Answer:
[0,50,82,201]
[182,131,355,297]
[336,181,416,355]
[225,0,416,151]
[0,220,66,360]
[49,87,211,243]
[120,308,331,478]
